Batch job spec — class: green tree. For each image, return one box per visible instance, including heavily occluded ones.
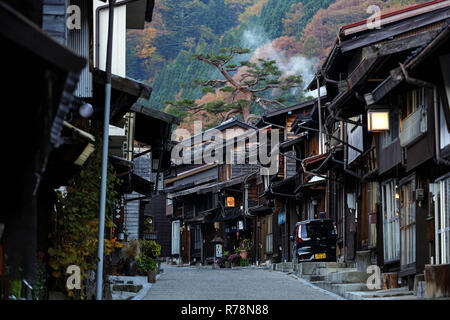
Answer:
[302,35,321,58]
[165,46,303,124]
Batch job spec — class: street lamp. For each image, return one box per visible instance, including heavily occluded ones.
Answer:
[367,109,390,132]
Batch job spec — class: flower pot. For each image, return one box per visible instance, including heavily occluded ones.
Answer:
[225,261,231,268]
[240,250,248,259]
[147,270,156,283]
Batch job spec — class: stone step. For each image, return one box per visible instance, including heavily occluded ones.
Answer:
[309,280,334,292]
[301,275,327,282]
[311,267,357,276]
[273,262,294,272]
[296,262,355,276]
[331,283,373,296]
[345,287,414,300]
[325,270,370,283]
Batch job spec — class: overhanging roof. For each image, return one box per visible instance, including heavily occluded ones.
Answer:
[92,68,152,125]
[0,2,86,74]
[308,2,450,91]
[366,21,450,105]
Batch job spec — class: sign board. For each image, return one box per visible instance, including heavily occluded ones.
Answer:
[237,220,244,230]
[226,197,235,207]
[215,244,223,258]
[278,212,286,225]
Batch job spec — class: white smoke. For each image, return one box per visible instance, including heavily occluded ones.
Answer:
[241,27,318,94]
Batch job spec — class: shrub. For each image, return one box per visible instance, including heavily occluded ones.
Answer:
[136,256,157,275]
[122,239,140,261]
[139,240,161,259]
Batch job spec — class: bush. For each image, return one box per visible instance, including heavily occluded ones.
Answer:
[136,256,157,275]
[139,240,161,259]
[122,239,140,261]
[228,253,241,264]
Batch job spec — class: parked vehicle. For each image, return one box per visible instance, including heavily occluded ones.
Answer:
[290,219,337,263]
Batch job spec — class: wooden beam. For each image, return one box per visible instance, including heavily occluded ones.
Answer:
[363,30,437,59]
[164,164,217,184]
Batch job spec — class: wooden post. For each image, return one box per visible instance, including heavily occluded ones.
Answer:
[425,264,450,298]
[382,272,399,290]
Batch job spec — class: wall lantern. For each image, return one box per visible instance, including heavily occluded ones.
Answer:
[367,110,390,132]
[226,196,235,207]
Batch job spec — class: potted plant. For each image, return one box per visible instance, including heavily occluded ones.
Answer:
[137,240,161,282]
[228,253,241,267]
[239,239,252,259]
[136,256,157,283]
[223,251,231,268]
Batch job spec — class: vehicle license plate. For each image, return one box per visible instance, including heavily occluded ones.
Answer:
[315,253,326,259]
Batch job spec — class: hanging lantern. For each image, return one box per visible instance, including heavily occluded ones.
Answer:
[367,110,390,132]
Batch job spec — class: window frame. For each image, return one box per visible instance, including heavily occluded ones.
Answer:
[435,173,450,264]
[382,179,400,263]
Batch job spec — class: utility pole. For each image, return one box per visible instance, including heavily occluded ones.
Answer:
[97,0,116,300]
[317,75,323,154]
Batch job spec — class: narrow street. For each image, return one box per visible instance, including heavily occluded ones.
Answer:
[144,264,340,300]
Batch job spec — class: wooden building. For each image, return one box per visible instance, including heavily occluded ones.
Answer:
[308,0,450,289]
[165,118,259,264]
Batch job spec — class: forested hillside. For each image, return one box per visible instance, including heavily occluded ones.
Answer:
[126,0,425,127]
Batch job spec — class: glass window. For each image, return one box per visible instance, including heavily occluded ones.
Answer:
[435,175,450,264]
[382,180,400,262]
[368,182,378,248]
[265,215,273,254]
[400,179,416,268]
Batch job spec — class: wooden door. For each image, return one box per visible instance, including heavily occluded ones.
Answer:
[181,228,190,264]
[346,208,356,261]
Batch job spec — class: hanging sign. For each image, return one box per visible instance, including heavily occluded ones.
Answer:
[226,196,235,207]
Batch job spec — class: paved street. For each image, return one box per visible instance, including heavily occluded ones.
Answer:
[144,264,340,300]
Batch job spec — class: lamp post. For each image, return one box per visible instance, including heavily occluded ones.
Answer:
[96,0,116,301]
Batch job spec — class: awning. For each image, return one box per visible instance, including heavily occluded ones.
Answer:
[91,68,152,126]
[184,208,218,224]
[197,175,247,194]
[167,182,217,198]
[212,208,244,222]
[279,132,307,150]
[131,104,179,147]
[248,205,272,215]
[294,176,327,194]
[365,22,450,105]
[42,121,96,187]
[0,2,86,75]
[130,173,154,197]
[291,105,319,135]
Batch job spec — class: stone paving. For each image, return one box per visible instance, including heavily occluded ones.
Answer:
[144,263,340,300]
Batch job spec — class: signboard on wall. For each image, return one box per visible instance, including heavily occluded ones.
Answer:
[215,244,223,258]
[278,212,286,225]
